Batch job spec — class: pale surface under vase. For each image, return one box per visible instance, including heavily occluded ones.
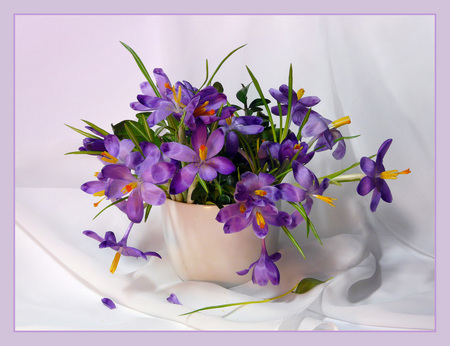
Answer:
[161,199,279,287]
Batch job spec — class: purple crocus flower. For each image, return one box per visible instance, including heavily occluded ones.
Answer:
[237,238,281,286]
[218,115,264,156]
[182,86,236,131]
[160,122,236,194]
[312,116,351,160]
[83,222,161,274]
[99,134,136,167]
[78,126,107,152]
[130,69,193,127]
[277,160,335,213]
[234,172,282,207]
[131,69,235,131]
[258,133,314,167]
[357,139,411,212]
[102,143,175,223]
[269,85,328,138]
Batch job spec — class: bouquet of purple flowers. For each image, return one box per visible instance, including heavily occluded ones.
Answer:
[67,43,410,287]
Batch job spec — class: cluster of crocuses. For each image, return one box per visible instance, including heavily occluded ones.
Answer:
[69,44,410,286]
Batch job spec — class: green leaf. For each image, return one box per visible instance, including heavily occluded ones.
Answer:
[144,204,152,222]
[246,66,277,142]
[92,197,128,220]
[213,81,224,93]
[236,83,251,105]
[65,150,103,155]
[124,122,146,158]
[197,175,209,194]
[81,120,110,136]
[294,277,331,294]
[207,44,246,86]
[120,41,161,98]
[249,98,271,109]
[282,226,305,259]
[65,124,102,139]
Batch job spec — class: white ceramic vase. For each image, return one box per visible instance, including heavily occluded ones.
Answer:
[161,199,279,287]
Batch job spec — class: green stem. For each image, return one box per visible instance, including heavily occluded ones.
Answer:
[282,226,306,259]
[180,283,299,316]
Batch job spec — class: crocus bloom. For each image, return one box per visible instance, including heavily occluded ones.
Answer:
[234,172,281,207]
[218,115,264,156]
[102,143,175,223]
[237,238,281,286]
[277,160,335,214]
[269,85,328,138]
[83,222,161,274]
[167,293,182,305]
[216,198,291,239]
[312,116,351,160]
[131,69,235,131]
[258,133,314,168]
[101,298,117,309]
[160,122,236,194]
[99,134,136,167]
[357,138,411,212]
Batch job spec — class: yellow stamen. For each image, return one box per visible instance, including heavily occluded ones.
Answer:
[256,211,266,229]
[239,204,246,213]
[226,117,233,125]
[312,194,337,207]
[297,88,305,100]
[121,182,138,194]
[101,151,118,164]
[293,144,303,151]
[93,197,106,207]
[193,101,215,117]
[94,172,100,177]
[380,168,411,180]
[93,190,105,197]
[254,190,267,197]
[199,144,208,161]
[331,116,351,129]
[109,251,122,274]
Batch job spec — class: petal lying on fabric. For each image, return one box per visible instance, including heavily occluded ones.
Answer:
[101,298,116,309]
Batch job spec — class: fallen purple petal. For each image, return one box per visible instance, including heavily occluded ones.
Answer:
[101,297,116,309]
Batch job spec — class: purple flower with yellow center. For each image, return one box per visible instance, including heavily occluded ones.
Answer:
[83,222,161,274]
[236,238,281,286]
[218,115,264,156]
[130,69,194,127]
[312,116,351,160]
[102,143,175,223]
[98,134,136,167]
[277,160,336,213]
[258,133,314,167]
[357,138,411,212]
[269,85,328,138]
[234,172,281,207]
[182,87,236,131]
[160,122,236,195]
[131,69,234,131]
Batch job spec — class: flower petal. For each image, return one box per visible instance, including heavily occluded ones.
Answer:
[169,163,199,194]
[141,182,166,206]
[101,298,116,309]
[357,176,375,196]
[126,188,144,223]
[223,216,252,234]
[205,128,225,159]
[160,142,199,163]
[206,157,236,175]
[198,163,217,181]
[167,293,182,305]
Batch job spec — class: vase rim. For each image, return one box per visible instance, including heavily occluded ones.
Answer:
[164,198,226,209]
